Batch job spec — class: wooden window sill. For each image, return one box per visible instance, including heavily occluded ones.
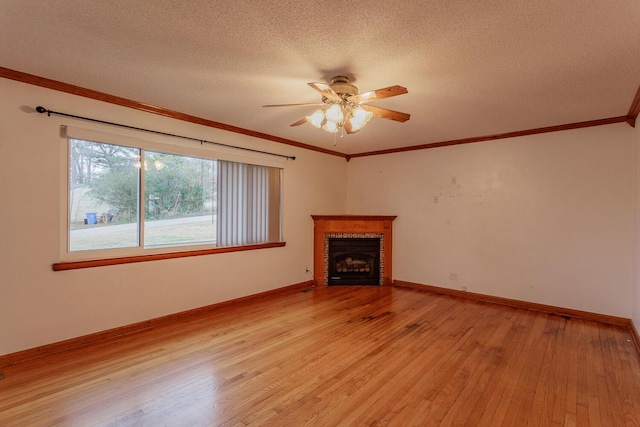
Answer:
[52,242,286,271]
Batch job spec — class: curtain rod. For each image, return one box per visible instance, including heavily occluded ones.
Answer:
[35,106,296,160]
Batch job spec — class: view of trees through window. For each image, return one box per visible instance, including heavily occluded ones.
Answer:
[69,139,216,252]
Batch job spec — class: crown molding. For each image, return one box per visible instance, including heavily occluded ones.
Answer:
[0,67,347,159]
[627,83,640,127]
[347,116,628,159]
[2,67,637,160]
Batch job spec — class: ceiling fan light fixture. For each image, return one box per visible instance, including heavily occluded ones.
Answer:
[306,109,325,128]
[322,120,339,133]
[348,117,363,131]
[265,76,409,137]
[325,104,344,122]
[348,106,374,131]
[352,106,372,122]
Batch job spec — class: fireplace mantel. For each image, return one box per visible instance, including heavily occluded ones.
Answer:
[312,215,396,286]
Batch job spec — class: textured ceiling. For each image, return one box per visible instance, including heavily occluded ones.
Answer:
[1,1,639,155]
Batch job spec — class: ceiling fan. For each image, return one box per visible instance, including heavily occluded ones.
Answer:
[263,76,410,135]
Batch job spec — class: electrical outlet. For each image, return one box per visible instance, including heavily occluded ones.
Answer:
[449,273,458,281]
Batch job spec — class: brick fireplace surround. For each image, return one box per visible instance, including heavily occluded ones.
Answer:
[311,215,397,286]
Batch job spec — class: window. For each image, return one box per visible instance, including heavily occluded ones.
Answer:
[65,130,282,260]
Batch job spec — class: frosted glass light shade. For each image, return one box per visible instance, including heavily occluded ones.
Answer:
[349,106,374,131]
[306,110,325,128]
[325,104,344,122]
[352,106,372,122]
[349,117,364,131]
[322,120,338,133]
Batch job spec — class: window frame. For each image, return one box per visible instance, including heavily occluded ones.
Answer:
[57,126,285,268]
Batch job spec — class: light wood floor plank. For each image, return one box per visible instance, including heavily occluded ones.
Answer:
[1,286,640,426]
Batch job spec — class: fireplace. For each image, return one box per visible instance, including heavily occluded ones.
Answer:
[328,238,381,285]
[312,215,396,286]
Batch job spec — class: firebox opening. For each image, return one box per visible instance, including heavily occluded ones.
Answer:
[328,237,381,285]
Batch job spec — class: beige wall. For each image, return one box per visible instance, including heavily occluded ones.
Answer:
[0,78,348,356]
[347,125,635,317]
[2,74,637,357]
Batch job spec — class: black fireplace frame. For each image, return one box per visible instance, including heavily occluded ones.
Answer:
[324,233,384,286]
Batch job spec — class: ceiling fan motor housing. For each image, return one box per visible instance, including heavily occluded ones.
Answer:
[328,75,358,100]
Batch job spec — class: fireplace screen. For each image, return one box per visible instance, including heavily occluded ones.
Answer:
[328,238,380,285]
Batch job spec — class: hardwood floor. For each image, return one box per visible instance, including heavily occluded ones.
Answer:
[2,286,640,426]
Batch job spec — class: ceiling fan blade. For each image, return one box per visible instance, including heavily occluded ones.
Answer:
[290,117,308,127]
[361,104,411,123]
[308,82,341,101]
[348,85,408,104]
[263,102,325,108]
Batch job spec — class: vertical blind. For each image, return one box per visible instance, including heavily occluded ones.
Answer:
[217,161,282,246]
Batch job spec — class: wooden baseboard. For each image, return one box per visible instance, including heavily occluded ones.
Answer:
[0,281,313,368]
[393,280,631,327]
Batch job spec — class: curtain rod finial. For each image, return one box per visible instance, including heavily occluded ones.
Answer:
[36,106,47,114]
